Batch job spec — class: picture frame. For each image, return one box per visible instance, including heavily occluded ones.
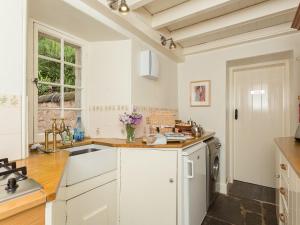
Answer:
[190,80,211,107]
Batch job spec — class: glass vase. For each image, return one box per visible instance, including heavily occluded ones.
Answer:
[126,124,135,143]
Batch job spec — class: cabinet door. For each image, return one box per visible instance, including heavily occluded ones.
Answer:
[66,181,117,225]
[275,147,280,217]
[297,176,300,225]
[120,149,177,225]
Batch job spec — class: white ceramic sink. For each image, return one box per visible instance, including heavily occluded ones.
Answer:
[65,145,117,186]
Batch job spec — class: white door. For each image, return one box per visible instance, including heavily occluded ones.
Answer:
[120,149,177,225]
[233,62,287,188]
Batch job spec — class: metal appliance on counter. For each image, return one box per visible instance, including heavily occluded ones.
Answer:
[205,137,221,210]
[0,158,41,203]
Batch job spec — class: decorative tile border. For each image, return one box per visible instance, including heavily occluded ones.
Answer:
[88,104,178,114]
[0,94,20,108]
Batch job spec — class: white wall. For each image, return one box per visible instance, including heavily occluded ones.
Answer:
[86,40,132,138]
[131,40,178,109]
[178,32,300,193]
[86,39,179,138]
[0,0,27,160]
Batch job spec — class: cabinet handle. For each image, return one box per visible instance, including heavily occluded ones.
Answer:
[279,187,287,197]
[186,159,194,179]
[280,164,287,171]
[279,213,286,223]
[169,178,174,183]
[275,174,280,179]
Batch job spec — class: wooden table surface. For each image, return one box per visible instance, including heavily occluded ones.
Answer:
[275,137,300,177]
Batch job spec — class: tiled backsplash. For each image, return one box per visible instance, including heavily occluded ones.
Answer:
[0,93,22,160]
[88,104,178,138]
[0,93,20,108]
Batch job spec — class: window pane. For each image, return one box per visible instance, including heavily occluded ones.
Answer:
[64,110,81,130]
[38,84,61,108]
[64,87,81,108]
[64,43,80,64]
[37,110,61,134]
[38,34,61,60]
[38,58,61,83]
[64,65,81,86]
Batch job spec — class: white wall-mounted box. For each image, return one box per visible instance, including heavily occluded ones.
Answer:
[140,50,159,79]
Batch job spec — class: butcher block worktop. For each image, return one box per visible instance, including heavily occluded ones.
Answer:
[0,132,214,220]
[0,190,46,222]
[67,131,215,149]
[275,137,300,177]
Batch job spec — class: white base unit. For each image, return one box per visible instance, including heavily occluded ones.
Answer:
[120,142,208,225]
[275,146,300,225]
[51,145,119,225]
[120,149,177,225]
[66,180,118,225]
[182,143,207,225]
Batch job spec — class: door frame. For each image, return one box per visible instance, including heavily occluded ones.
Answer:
[227,59,291,184]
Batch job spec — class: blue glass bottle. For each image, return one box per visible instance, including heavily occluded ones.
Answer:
[74,116,84,141]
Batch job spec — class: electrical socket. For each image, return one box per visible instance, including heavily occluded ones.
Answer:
[96,128,100,136]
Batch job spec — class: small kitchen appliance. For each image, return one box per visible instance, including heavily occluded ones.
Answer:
[0,158,41,203]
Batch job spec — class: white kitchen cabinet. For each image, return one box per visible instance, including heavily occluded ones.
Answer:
[66,180,117,225]
[120,142,208,225]
[120,149,178,225]
[275,147,300,225]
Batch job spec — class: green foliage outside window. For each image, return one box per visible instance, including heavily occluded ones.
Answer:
[38,35,78,96]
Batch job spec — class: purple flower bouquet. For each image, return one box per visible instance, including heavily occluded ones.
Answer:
[120,110,143,142]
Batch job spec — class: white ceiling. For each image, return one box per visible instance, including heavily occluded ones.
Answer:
[28,0,127,42]
[128,0,298,51]
[144,0,189,15]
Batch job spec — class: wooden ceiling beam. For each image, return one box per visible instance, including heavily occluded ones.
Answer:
[152,0,236,30]
[291,3,300,29]
[171,0,298,42]
[127,0,156,10]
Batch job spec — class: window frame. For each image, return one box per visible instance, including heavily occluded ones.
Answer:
[32,22,84,142]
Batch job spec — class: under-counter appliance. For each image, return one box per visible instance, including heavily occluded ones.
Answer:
[0,158,41,203]
[205,137,221,209]
[182,142,207,225]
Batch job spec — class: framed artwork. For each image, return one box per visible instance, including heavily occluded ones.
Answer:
[190,80,211,107]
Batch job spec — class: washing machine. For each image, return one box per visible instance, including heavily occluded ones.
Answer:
[205,137,221,210]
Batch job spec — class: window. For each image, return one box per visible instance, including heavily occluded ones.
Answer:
[33,26,82,141]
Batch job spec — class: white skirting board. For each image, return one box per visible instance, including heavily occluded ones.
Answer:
[217,182,228,195]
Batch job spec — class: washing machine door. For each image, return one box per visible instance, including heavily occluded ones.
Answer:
[212,155,220,181]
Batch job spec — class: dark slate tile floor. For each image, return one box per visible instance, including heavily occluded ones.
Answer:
[202,180,278,225]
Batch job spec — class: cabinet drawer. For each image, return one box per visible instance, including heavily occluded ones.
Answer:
[279,154,289,180]
[66,181,117,225]
[279,196,288,225]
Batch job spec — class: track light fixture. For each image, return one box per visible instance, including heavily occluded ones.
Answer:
[107,0,130,15]
[160,35,177,50]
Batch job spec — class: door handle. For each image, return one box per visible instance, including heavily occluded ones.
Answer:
[186,160,194,179]
[234,109,238,120]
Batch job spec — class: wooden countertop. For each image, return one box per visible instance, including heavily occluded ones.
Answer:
[275,137,300,177]
[6,131,214,210]
[67,132,215,149]
[16,150,70,202]
[0,190,46,221]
